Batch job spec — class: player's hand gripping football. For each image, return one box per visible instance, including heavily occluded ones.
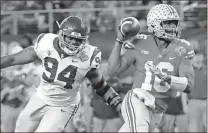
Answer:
[146,61,170,81]
[116,17,140,49]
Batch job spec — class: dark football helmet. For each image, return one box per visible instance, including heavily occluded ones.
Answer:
[58,16,90,55]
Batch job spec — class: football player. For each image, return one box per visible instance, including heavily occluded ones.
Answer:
[1,16,122,132]
[108,4,195,132]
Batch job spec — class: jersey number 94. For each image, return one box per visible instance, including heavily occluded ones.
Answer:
[42,57,77,89]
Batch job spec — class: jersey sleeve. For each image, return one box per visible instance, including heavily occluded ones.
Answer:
[34,33,48,60]
[90,47,102,69]
[121,49,136,65]
[181,39,195,60]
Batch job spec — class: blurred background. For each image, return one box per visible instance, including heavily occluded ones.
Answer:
[1,0,207,132]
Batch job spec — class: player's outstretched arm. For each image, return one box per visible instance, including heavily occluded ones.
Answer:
[108,39,124,76]
[108,17,139,77]
[1,46,38,69]
[108,40,136,77]
[85,68,122,112]
[108,33,137,77]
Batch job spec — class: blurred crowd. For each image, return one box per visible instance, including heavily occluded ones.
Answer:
[1,0,207,34]
[2,0,200,11]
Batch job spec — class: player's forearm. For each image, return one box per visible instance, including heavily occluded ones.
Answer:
[1,54,34,69]
[1,55,15,69]
[108,41,123,76]
[165,75,192,93]
[93,81,122,112]
[1,47,38,69]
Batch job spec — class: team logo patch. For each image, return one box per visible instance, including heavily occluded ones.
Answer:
[175,46,186,56]
[78,51,89,62]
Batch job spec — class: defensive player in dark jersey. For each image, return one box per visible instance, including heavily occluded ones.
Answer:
[108,4,195,132]
[1,16,122,132]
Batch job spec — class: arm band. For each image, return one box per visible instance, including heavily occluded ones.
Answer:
[95,83,122,109]
[95,83,110,96]
[107,93,118,104]
[93,77,104,90]
[170,76,188,92]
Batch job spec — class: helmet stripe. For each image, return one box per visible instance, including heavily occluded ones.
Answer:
[166,5,172,13]
[168,5,175,13]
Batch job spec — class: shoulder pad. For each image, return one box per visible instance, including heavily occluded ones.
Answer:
[37,33,46,44]
[180,39,191,47]
[34,33,45,49]
[34,33,57,48]
[179,39,195,60]
[34,33,57,60]
[90,47,102,68]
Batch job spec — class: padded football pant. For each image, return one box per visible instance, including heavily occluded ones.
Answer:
[118,90,163,132]
[15,92,79,132]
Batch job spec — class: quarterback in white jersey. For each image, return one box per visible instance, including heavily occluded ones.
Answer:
[1,16,122,132]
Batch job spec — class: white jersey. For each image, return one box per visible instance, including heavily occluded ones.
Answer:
[34,33,101,106]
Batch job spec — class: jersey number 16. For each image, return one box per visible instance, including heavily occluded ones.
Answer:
[142,61,174,92]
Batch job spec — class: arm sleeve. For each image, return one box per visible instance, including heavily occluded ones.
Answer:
[116,49,135,74]
[178,41,195,93]
[121,49,135,64]
[167,40,195,93]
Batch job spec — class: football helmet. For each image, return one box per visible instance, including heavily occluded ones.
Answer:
[58,16,90,55]
[147,4,181,40]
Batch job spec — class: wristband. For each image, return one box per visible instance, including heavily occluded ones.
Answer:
[169,76,188,92]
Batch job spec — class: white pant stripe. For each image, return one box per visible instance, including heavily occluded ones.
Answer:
[125,92,132,131]
[126,91,137,132]
[63,104,79,130]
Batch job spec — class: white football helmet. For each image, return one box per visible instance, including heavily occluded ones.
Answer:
[147,4,181,40]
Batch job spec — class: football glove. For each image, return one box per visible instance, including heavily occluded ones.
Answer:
[146,62,171,82]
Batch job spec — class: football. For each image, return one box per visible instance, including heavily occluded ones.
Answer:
[119,17,140,38]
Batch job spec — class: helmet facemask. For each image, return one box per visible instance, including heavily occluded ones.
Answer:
[58,29,87,56]
[56,16,89,56]
[152,19,181,41]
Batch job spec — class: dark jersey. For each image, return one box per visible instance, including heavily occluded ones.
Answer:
[122,35,194,109]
